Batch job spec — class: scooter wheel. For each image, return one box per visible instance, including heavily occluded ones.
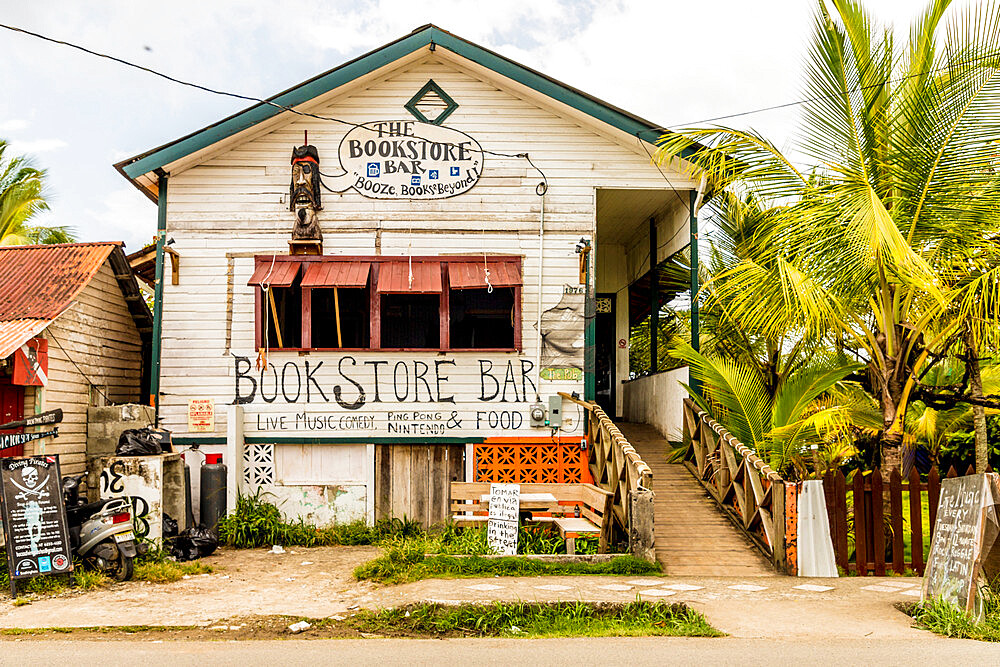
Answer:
[111,554,134,582]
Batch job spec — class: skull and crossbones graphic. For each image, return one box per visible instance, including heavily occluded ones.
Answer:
[12,466,50,501]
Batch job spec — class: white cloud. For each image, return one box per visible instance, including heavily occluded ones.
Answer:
[0,119,29,133]
[80,187,157,252]
[7,138,68,155]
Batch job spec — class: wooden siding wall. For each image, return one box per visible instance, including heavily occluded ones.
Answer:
[375,443,465,527]
[29,261,144,474]
[158,53,695,439]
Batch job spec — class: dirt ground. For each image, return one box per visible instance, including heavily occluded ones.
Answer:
[0,545,382,629]
[0,545,938,642]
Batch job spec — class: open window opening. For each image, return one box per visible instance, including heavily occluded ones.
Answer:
[449,287,515,348]
[312,287,370,348]
[251,256,522,351]
[381,294,441,348]
[265,285,302,349]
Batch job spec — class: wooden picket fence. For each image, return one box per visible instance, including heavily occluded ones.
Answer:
[822,464,987,576]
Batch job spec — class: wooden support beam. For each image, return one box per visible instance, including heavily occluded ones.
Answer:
[267,289,284,348]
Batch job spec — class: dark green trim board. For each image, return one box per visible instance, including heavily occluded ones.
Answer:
[245,436,484,445]
[584,239,596,402]
[689,189,701,392]
[405,79,458,125]
[172,437,228,446]
[173,435,484,446]
[150,175,168,423]
[115,24,698,193]
[648,217,658,373]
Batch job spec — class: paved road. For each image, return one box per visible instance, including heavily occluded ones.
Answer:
[1,636,996,665]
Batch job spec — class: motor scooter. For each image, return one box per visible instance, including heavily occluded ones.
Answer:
[61,476,139,581]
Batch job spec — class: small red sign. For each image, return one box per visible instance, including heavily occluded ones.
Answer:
[13,338,47,387]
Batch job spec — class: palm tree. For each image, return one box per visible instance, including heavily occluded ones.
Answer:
[655,0,1000,479]
[0,140,73,245]
[673,341,862,476]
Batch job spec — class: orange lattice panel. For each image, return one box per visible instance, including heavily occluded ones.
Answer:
[474,441,593,484]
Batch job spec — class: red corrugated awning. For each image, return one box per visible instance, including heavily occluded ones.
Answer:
[301,261,371,288]
[376,261,442,293]
[448,261,521,289]
[248,260,300,287]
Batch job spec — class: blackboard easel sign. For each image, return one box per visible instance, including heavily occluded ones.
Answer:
[0,455,74,598]
[921,473,1000,613]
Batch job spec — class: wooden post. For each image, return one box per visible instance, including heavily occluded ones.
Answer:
[928,467,941,540]
[853,471,867,575]
[889,468,904,574]
[908,467,924,574]
[834,470,849,571]
[301,287,312,348]
[772,480,787,573]
[333,287,343,348]
[267,289,284,348]
[871,471,886,576]
[598,492,613,554]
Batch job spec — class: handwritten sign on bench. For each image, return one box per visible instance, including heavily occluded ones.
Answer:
[487,483,520,555]
[922,474,1000,612]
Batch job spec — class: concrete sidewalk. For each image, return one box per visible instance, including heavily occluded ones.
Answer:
[0,546,930,641]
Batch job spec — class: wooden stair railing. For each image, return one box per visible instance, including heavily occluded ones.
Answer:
[560,393,655,559]
[682,398,790,572]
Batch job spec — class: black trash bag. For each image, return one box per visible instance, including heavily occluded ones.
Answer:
[169,526,219,562]
[161,513,179,540]
[116,428,170,456]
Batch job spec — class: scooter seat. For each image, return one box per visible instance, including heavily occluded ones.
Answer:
[66,498,122,526]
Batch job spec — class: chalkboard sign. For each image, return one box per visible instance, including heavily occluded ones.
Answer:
[0,455,73,591]
[487,483,519,556]
[921,474,1000,612]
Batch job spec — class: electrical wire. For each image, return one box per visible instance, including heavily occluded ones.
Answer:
[3,21,994,154]
[47,328,112,405]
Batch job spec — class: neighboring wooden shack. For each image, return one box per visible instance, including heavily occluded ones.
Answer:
[115,25,704,526]
[0,243,152,474]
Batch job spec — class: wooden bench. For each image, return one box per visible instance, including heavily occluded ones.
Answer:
[450,482,614,554]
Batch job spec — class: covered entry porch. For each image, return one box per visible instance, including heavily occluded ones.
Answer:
[592,185,702,441]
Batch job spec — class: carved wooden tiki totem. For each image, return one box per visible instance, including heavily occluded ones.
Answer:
[290,145,323,241]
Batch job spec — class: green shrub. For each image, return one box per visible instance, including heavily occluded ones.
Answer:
[217,489,422,548]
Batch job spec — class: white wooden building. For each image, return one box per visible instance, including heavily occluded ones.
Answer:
[116,25,703,525]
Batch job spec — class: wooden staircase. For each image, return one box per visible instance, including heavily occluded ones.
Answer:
[618,422,774,577]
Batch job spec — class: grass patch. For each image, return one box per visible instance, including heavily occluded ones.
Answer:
[354,542,658,585]
[133,559,213,584]
[218,489,422,548]
[348,601,721,638]
[219,489,614,556]
[909,588,1000,642]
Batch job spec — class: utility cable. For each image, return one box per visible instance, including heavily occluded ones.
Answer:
[3,22,994,153]
[47,328,112,405]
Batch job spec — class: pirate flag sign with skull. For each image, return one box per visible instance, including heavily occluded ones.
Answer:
[0,455,73,582]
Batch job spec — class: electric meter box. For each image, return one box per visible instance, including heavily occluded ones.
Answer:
[547,395,562,428]
[529,402,546,427]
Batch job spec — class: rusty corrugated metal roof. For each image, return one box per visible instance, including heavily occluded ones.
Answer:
[248,260,300,287]
[377,261,442,293]
[0,243,118,320]
[448,261,521,289]
[0,319,51,359]
[301,261,371,288]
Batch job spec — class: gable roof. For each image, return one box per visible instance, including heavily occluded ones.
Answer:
[0,242,153,358]
[115,24,690,201]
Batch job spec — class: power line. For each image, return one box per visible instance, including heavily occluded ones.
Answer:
[0,22,549,188]
[46,329,112,405]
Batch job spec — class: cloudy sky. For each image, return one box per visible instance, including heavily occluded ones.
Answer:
[2,0,933,251]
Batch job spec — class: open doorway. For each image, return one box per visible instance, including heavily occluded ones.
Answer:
[595,293,616,416]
